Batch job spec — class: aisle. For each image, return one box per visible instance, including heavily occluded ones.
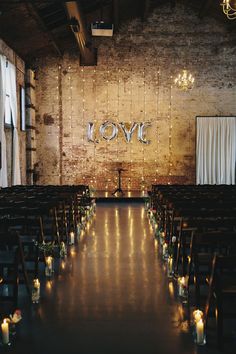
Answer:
[15,202,198,354]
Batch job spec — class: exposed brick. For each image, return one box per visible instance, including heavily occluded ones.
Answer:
[43,114,55,125]
[35,4,236,190]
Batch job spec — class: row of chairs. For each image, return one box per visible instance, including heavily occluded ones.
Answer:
[149,184,236,350]
[0,184,94,312]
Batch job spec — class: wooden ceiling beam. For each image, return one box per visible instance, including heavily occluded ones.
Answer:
[26,2,62,56]
[65,1,97,66]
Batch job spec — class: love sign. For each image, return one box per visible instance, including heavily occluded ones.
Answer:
[87,121,151,144]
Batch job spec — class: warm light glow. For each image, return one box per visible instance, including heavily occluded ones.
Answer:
[221,0,236,19]
[174,69,195,91]
[46,280,52,291]
[193,309,203,322]
[168,281,175,298]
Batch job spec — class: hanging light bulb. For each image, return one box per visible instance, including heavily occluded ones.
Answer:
[221,0,236,20]
[174,69,195,91]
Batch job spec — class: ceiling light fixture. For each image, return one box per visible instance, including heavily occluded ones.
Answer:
[221,0,236,20]
[174,69,195,91]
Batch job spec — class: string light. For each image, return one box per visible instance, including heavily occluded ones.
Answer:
[58,63,63,185]
[106,66,109,190]
[93,67,97,190]
[81,66,85,184]
[142,68,146,190]
[168,79,173,184]
[116,67,120,188]
[129,67,133,191]
[68,66,74,182]
[155,67,160,184]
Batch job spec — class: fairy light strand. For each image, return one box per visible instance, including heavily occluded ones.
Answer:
[168,79,173,184]
[155,67,160,183]
[106,67,109,190]
[81,66,85,184]
[93,67,97,189]
[142,68,146,190]
[129,69,133,191]
[68,65,73,183]
[58,64,63,185]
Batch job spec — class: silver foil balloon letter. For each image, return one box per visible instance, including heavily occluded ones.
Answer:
[87,122,96,143]
[138,122,151,144]
[119,122,138,143]
[99,121,118,141]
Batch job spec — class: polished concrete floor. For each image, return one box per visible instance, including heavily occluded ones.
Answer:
[6,203,235,353]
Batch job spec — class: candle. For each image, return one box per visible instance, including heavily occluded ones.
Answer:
[196,319,205,345]
[45,256,53,277]
[1,319,9,345]
[178,276,186,297]
[46,256,52,268]
[32,278,40,303]
[70,231,75,245]
[167,256,173,277]
[60,241,67,258]
[163,242,167,252]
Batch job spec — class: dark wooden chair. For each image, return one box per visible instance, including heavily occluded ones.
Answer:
[186,231,236,307]
[0,231,30,308]
[204,254,236,350]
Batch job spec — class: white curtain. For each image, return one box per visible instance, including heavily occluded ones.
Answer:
[196,117,236,184]
[0,55,8,187]
[8,61,21,185]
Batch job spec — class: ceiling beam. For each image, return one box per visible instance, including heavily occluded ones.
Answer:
[65,1,97,66]
[26,2,62,56]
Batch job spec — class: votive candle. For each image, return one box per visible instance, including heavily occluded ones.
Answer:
[196,319,205,345]
[1,319,9,345]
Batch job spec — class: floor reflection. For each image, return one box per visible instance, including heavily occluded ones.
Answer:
[71,203,157,318]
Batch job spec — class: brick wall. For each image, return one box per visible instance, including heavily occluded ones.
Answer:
[35,4,236,190]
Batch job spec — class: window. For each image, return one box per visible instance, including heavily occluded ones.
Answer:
[20,86,26,131]
[5,95,11,126]
[4,62,12,126]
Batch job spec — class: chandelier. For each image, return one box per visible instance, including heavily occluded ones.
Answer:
[221,0,236,20]
[174,69,195,91]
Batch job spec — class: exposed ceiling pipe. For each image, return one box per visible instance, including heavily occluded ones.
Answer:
[65,1,97,66]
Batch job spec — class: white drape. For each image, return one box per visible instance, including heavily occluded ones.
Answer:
[196,117,236,185]
[0,55,8,187]
[8,61,21,185]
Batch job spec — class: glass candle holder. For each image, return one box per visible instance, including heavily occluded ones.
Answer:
[167,256,174,277]
[1,319,11,346]
[178,276,187,298]
[60,242,67,258]
[69,231,75,245]
[77,224,81,239]
[162,243,169,260]
[32,278,40,303]
[195,318,206,346]
[193,309,203,323]
[45,256,54,277]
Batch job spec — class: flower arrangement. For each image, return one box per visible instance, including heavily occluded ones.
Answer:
[35,241,66,258]
[9,310,22,324]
